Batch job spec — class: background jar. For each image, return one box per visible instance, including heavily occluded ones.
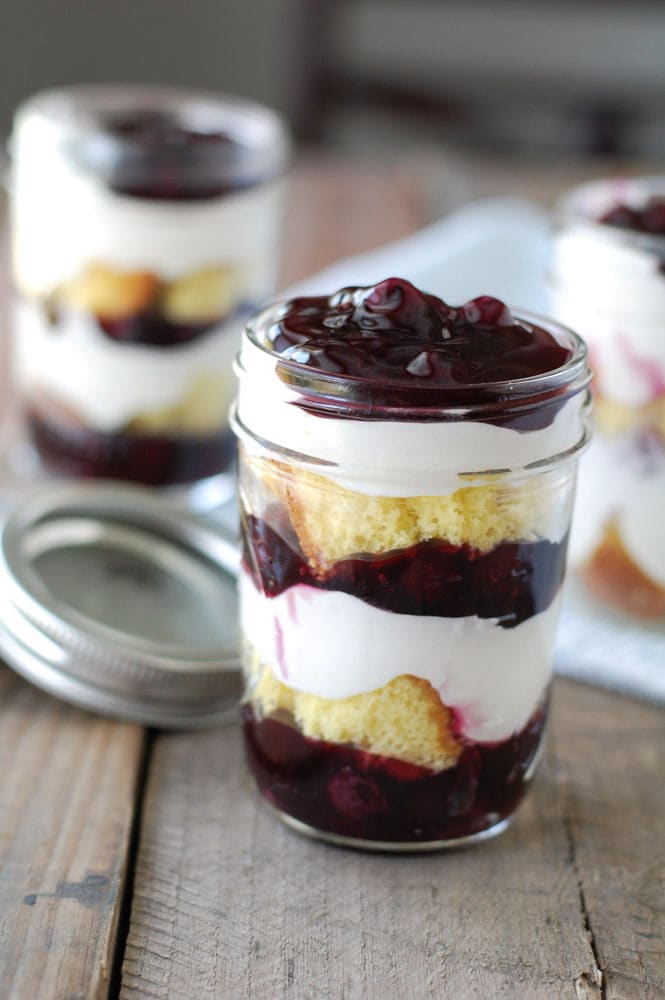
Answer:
[233,308,591,850]
[551,178,665,618]
[9,85,289,489]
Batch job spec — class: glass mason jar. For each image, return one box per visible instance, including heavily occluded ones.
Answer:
[551,177,665,618]
[232,289,591,850]
[9,85,289,492]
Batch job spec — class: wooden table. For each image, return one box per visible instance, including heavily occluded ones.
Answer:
[1,162,664,1000]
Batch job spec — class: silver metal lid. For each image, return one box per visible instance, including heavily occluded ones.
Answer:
[0,483,241,728]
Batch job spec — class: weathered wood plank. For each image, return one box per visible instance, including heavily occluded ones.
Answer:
[552,681,665,1000]
[0,665,145,1000]
[121,678,665,999]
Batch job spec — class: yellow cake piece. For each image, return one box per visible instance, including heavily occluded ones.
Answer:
[594,394,665,440]
[60,263,158,318]
[251,664,461,771]
[279,463,549,575]
[160,265,244,323]
[128,373,231,433]
[582,521,665,619]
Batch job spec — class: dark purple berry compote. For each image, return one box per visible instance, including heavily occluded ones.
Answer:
[255,278,576,426]
[599,196,665,236]
[243,515,568,628]
[28,410,235,485]
[71,96,286,201]
[84,110,256,201]
[236,279,589,848]
[243,703,547,845]
[265,279,570,384]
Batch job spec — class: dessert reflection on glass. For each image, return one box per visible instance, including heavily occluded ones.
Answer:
[551,178,665,617]
[10,86,289,487]
[233,278,591,849]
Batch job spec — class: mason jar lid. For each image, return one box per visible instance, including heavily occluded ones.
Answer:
[0,483,241,728]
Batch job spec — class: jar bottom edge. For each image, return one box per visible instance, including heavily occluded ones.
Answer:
[267,805,515,854]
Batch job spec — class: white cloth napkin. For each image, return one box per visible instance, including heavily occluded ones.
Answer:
[287,197,665,706]
[285,197,552,313]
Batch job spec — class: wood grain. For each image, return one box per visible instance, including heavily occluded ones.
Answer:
[0,665,145,1000]
[552,681,665,1000]
[119,680,665,999]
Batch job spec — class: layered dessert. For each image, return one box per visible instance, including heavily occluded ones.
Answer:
[233,278,590,847]
[551,178,665,617]
[10,87,288,484]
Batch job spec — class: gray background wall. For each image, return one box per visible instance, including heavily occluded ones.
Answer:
[0,0,305,137]
[2,0,665,157]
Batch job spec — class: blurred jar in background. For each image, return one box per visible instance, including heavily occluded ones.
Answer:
[551,177,665,618]
[9,85,289,493]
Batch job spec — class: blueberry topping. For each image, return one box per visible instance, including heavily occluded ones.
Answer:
[599,196,665,235]
[260,278,571,389]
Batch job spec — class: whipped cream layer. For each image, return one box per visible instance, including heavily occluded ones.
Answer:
[12,163,282,295]
[15,300,240,430]
[552,229,665,407]
[553,226,665,299]
[552,178,665,407]
[570,431,665,587]
[241,569,559,744]
[236,336,587,498]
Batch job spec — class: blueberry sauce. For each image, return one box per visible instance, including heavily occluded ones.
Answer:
[96,302,254,348]
[242,515,566,627]
[43,291,253,349]
[599,197,665,235]
[98,312,219,347]
[260,279,572,409]
[79,111,258,201]
[28,411,235,484]
[243,703,545,843]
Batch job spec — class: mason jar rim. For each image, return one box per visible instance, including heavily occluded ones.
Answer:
[10,84,290,187]
[242,306,591,424]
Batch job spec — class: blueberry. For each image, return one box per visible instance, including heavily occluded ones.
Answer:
[327,767,388,820]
